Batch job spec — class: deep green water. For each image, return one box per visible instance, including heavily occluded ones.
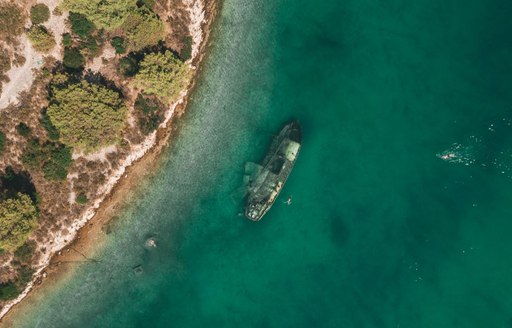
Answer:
[11,0,512,327]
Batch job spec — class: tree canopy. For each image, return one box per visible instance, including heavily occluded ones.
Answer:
[27,25,55,53]
[68,12,95,38]
[61,0,137,30]
[110,36,125,54]
[30,4,50,24]
[0,281,18,301]
[16,123,31,138]
[134,94,164,135]
[63,47,85,70]
[133,51,191,103]
[0,193,38,252]
[48,80,127,152]
[22,140,72,180]
[122,8,164,51]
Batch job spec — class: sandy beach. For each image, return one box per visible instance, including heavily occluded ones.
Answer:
[0,0,219,324]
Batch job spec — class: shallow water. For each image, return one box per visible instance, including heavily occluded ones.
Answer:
[12,0,512,327]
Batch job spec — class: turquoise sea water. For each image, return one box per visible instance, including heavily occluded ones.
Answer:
[10,0,512,327]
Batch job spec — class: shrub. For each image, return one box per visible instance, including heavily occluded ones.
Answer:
[22,140,72,180]
[122,8,164,51]
[40,109,60,140]
[14,241,35,263]
[53,6,62,16]
[0,4,24,38]
[0,282,18,301]
[21,141,40,169]
[18,266,35,286]
[69,12,95,38]
[134,51,191,103]
[16,123,31,137]
[27,25,55,53]
[63,47,85,70]
[134,94,164,135]
[51,72,70,86]
[48,80,127,152]
[0,193,38,252]
[0,266,35,301]
[137,0,156,9]
[0,54,9,92]
[62,33,72,47]
[118,56,138,77]
[0,131,5,153]
[82,37,101,58]
[181,36,193,61]
[30,4,50,24]
[76,193,88,204]
[61,0,136,30]
[0,47,11,76]
[42,146,72,180]
[110,36,126,54]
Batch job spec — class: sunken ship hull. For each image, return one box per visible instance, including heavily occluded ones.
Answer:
[245,122,302,221]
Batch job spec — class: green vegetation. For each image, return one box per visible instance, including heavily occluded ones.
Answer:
[40,109,60,140]
[134,94,164,135]
[51,72,69,86]
[0,49,10,78]
[0,282,18,301]
[42,145,72,180]
[62,0,137,30]
[48,80,127,152]
[134,51,191,103]
[0,193,38,252]
[53,6,62,16]
[0,266,34,301]
[63,47,85,70]
[27,25,56,53]
[82,37,101,58]
[0,50,10,93]
[62,33,72,47]
[181,36,193,61]
[14,241,35,263]
[63,1,163,52]
[16,123,31,138]
[30,4,50,24]
[0,3,24,38]
[137,0,156,9]
[22,140,72,180]
[0,131,5,153]
[110,36,126,54]
[118,56,138,77]
[69,12,95,39]
[0,167,37,204]
[76,193,88,204]
[122,8,164,51]
[67,13,104,59]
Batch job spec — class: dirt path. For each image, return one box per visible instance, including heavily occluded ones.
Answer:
[0,36,42,110]
[0,0,66,111]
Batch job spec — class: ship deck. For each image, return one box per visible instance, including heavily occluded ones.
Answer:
[245,122,301,220]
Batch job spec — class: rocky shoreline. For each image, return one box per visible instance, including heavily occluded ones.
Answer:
[0,0,219,323]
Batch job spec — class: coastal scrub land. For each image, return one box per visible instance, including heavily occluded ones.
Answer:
[0,0,213,319]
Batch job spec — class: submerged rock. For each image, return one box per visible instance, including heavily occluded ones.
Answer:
[144,237,157,249]
[133,265,143,276]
